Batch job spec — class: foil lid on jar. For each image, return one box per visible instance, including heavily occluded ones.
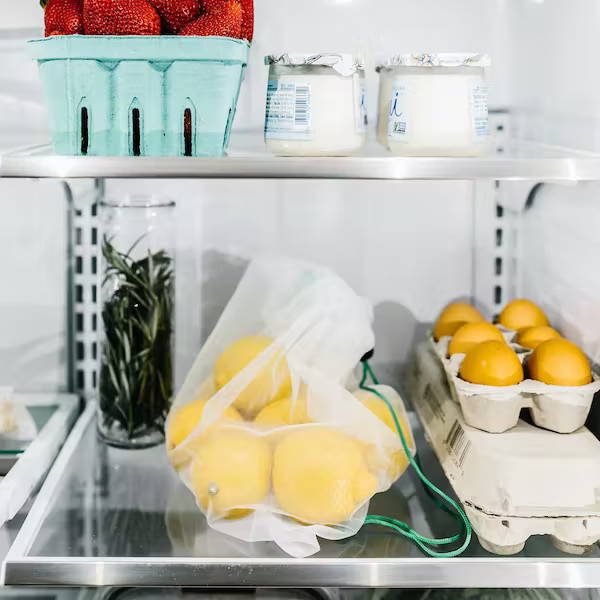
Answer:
[376,53,491,70]
[265,53,364,76]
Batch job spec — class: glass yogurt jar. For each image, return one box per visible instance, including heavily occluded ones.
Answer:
[375,63,395,148]
[264,54,367,156]
[382,53,491,157]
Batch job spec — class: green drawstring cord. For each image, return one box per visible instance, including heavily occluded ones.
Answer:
[360,361,472,558]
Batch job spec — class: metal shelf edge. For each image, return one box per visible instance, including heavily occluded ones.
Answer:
[6,556,600,588]
[4,155,600,181]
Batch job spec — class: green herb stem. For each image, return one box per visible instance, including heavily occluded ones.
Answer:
[99,236,174,440]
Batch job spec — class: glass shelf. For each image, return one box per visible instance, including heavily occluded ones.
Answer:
[4,402,600,589]
[2,134,600,181]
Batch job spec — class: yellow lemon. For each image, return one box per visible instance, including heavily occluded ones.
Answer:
[167,398,243,450]
[527,338,592,386]
[448,322,505,356]
[273,427,377,525]
[167,397,243,471]
[190,428,272,519]
[498,299,549,332]
[517,326,561,350]
[433,302,485,341]
[254,394,310,428]
[214,336,292,419]
[459,340,524,386]
[354,387,414,482]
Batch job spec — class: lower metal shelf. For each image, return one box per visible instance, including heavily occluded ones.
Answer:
[3,401,600,589]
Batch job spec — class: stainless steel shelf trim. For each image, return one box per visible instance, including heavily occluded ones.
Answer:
[6,556,600,588]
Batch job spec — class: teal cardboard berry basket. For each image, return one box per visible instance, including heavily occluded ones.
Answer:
[29,35,250,157]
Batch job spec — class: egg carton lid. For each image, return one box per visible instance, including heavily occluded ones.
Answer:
[376,52,491,71]
[411,341,600,519]
[265,53,364,76]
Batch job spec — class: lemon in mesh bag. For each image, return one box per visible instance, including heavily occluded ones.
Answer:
[166,378,243,470]
[190,427,272,520]
[354,385,415,481]
[272,426,378,525]
[254,387,310,428]
[214,335,292,419]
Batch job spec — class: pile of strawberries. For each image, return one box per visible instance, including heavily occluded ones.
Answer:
[43,0,253,40]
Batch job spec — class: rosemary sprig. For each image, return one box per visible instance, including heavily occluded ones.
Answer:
[99,236,174,440]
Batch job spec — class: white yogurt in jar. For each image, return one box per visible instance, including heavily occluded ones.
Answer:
[264,54,367,157]
[383,53,491,157]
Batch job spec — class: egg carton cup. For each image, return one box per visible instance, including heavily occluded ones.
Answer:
[466,505,600,556]
[410,342,600,556]
[426,333,528,407]
[428,335,600,434]
[496,324,519,343]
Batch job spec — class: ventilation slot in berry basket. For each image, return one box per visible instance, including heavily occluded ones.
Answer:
[223,107,234,148]
[80,104,89,155]
[183,103,195,157]
[129,99,142,156]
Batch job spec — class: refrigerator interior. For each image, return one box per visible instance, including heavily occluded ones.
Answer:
[1,0,600,591]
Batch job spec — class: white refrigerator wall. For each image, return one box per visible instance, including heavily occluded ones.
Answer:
[508,0,600,151]
[506,0,600,364]
[0,181,68,391]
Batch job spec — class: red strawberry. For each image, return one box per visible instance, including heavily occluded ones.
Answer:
[44,0,84,36]
[239,0,253,41]
[201,0,229,12]
[83,0,161,35]
[179,0,241,37]
[147,0,201,33]
[201,0,252,41]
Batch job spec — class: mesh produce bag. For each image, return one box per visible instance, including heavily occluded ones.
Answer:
[166,257,415,557]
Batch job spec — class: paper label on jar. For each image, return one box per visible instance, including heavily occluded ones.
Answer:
[354,75,367,133]
[265,79,312,140]
[472,83,489,140]
[387,84,410,141]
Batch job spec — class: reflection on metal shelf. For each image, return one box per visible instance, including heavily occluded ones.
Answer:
[2,134,600,181]
[0,394,78,528]
[4,400,600,588]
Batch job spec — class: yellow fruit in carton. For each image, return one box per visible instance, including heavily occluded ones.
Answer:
[527,338,592,386]
[167,397,243,470]
[190,428,272,520]
[459,340,524,386]
[273,427,377,525]
[448,322,505,356]
[214,335,292,419]
[433,302,485,341]
[498,299,549,332]
[254,393,310,428]
[516,325,561,350]
[354,386,414,481]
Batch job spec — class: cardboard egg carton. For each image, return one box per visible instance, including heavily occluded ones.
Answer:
[427,334,600,434]
[408,342,600,555]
